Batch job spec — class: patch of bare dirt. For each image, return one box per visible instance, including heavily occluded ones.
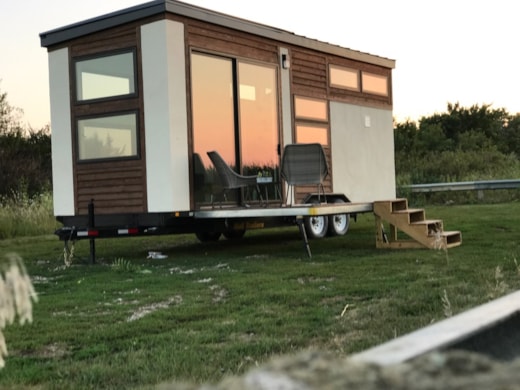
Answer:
[16,342,69,359]
[126,295,183,322]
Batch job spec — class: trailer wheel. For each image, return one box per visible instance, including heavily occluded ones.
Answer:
[223,228,246,239]
[304,215,329,239]
[328,199,350,236]
[195,231,221,242]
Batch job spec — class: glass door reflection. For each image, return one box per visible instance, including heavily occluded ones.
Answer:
[191,53,236,205]
[238,62,280,200]
[191,53,280,207]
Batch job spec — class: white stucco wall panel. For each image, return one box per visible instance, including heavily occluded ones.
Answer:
[141,20,190,212]
[330,102,396,202]
[48,48,74,216]
[279,47,292,148]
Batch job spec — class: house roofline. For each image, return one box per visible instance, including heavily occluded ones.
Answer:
[39,0,395,69]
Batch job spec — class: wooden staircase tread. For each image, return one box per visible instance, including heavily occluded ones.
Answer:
[411,219,442,225]
[441,230,462,236]
[393,208,424,214]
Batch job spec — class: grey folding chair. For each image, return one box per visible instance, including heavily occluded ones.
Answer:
[207,151,262,207]
[280,143,329,205]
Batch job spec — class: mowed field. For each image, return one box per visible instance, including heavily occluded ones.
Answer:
[0,202,519,389]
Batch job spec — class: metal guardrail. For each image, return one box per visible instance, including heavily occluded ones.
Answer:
[407,179,520,193]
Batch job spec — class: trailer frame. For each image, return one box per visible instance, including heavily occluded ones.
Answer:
[55,197,374,261]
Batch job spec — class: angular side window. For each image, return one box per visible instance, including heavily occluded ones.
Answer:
[75,51,136,102]
[77,112,139,161]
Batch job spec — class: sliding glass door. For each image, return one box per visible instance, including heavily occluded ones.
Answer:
[191,52,279,206]
[238,62,279,176]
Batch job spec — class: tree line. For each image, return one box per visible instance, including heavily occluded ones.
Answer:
[394,102,520,186]
[1,84,519,200]
[0,86,51,198]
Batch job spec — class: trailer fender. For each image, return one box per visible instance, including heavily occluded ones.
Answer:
[302,193,350,204]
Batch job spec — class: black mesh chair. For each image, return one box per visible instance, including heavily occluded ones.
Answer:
[280,143,329,205]
[207,151,262,207]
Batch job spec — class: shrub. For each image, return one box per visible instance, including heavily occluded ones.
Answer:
[0,191,57,239]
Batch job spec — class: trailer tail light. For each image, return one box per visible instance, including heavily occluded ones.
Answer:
[117,228,139,235]
[77,230,99,237]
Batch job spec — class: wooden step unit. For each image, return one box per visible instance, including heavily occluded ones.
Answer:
[373,199,462,249]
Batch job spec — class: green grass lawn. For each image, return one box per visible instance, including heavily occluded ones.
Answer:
[1,202,519,389]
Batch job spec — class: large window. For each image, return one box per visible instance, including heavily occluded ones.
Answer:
[77,113,138,161]
[294,96,329,145]
[75,51,136,102]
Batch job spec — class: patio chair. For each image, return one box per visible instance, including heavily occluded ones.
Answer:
[280,143,329,205]
[207,150,262,207]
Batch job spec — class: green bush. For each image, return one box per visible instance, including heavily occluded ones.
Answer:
[0,128,51,198]
[1,85,52,199]
[396,148,520,184]
[0,191,57,239]
[395,103,520,204]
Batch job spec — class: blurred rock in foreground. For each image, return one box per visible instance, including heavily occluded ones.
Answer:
[158,349,520,390]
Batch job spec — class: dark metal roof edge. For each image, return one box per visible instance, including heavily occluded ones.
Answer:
[39,0,395,68]
[39,0,166,47]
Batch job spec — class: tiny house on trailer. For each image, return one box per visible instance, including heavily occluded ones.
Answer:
[40,0,461,254]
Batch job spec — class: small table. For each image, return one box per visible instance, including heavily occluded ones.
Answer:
[256,176,281,204]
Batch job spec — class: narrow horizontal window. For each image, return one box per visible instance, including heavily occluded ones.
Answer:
[77,113,138,161]
[294,96,328,121]
[75,51,136,101]
[361,72,388,96]
[329,65,359,91]
[296,124,329,145]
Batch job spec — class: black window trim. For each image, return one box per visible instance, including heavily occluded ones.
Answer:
[73,47,138,105]
[75,109,141,164]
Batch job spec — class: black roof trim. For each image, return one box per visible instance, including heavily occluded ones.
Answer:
[39,0,395,69]
[39,1,166,47]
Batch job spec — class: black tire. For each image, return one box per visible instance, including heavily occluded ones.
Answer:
[195,231,221,242]
[327,199,350,236]
[223,228,246,239]
[304,215,329,239]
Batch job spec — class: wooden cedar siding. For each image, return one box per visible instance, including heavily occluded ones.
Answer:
[180,17,279,63]
[76,161,145,214]
[290,48,332,202]
[291,49,328,98]
[68,17,161,215]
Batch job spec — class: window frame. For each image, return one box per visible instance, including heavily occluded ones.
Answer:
[73,48,138,104]
[295,123,329,145]
[361,71,389,97]
[294,95,330,146]
[75,110,141,164]
[294,96,329,122]
[329,64,360,91]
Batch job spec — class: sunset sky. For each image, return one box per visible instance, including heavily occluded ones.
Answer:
[1,0,518,129]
